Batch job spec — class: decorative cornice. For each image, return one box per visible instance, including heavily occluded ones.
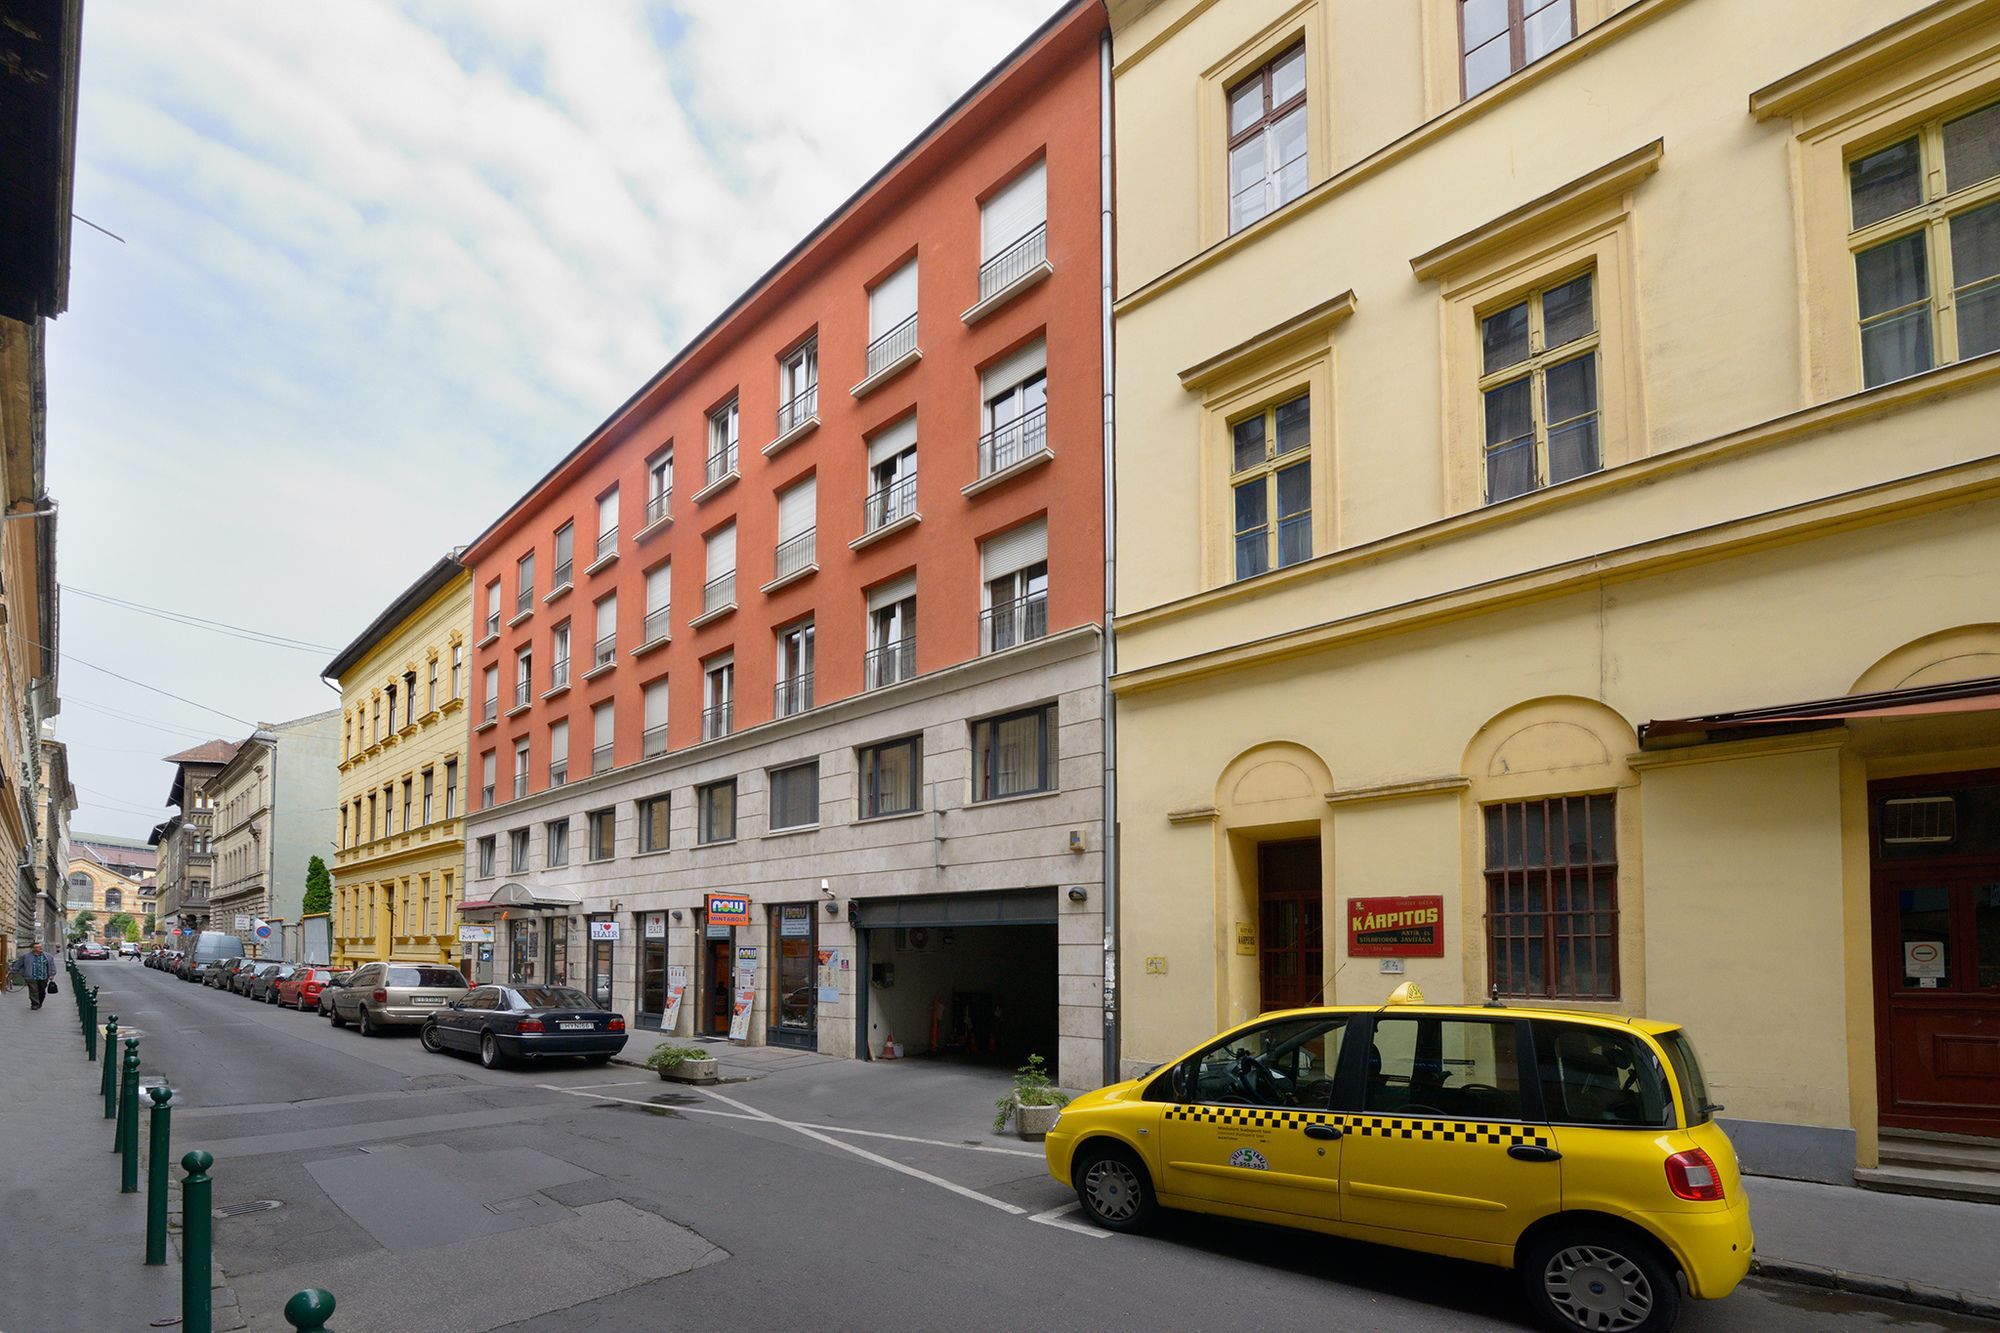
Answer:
[1165,804,1219,825]
[1748,0,2000,121]
[1626,728,1849,770]
[1324,776,1470,808]
[1178,291,1357,391]
[1409,141,1663,282]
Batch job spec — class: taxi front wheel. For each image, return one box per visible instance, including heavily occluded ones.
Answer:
[1072,1144,1157,1233]
[1520,1225,1681,1333]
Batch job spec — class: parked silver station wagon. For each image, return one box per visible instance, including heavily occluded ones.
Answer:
[327,962,469,1036]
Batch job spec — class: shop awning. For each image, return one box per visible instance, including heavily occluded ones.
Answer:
[454,883,582,915]
[1639,675,2000,747]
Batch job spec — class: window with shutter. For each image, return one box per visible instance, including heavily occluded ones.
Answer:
[596,487,620,562]
[980,519,1049,652]
[865,261,920,378]
[774,477,817,582]
[549,721,568,787]
[642,679,669,757]
[592,701,615,775]
[593,594,618,668]
[703,524,737,615]
[979,161,1049,301]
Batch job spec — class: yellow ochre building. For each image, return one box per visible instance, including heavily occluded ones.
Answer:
[1107,0,2000,1187]
[325,554,471,970]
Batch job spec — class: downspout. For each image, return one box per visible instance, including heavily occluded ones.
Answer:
[1097,25,1121,1088]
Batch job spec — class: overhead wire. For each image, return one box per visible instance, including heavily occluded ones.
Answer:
[63,585,336,654]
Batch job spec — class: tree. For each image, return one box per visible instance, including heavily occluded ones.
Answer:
[69,909,96,942]
[106,912,137,942]
[302,855,332,918]
[143,913,156,938]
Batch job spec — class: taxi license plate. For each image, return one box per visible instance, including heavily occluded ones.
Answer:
[559,1022,593,1031]
[412,997,443,1005]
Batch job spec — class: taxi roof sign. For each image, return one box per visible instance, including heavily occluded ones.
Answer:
[1385,981,1425,1005]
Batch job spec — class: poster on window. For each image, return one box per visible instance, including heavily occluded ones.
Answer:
[728,985,756,1041]
[1346,895,1445,958]
[644,913,666,939]
[815,947,843,1004]
[589,920,621,941]
[664,964,688,1028]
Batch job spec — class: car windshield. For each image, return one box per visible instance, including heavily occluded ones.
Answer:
[387,965,466,988]
[514,986,592,1009]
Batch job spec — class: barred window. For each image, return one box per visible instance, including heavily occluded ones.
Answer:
[1484,794,1618,999]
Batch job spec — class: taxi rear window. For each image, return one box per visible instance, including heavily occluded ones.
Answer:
[1659,1028,1715,1126]
[1531,1022,1674,1129]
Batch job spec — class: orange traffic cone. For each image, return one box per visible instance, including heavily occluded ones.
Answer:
[880,1029,898,1059]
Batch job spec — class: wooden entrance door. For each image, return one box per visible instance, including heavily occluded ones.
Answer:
[1872,772,2000,1139]
[1258,839,1323,1013]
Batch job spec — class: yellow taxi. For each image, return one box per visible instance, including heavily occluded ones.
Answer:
[1045,985,1751,1333]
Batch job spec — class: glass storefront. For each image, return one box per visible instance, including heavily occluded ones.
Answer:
[508,918,541,983]
[587,915,615,1009]
[548,918,571,987]
[770,903,816,1049]
[637,912,667,1029]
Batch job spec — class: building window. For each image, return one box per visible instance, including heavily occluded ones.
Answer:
[1479,268,1599,503]
[1484,793,1618,1000]
[476,835,497,878]
[642,678,669,759]
[592,700,615,775]
[703,655,735,741]
[697,779,737,844]
[593,593,618,669]
[482,665,500,725]
[372,695,383,742]
[706,398,739,485]
[596,485,620,563]
[515,550,536,616]
[1227,43,1307,234]
[401,778,413,833]
[859,736,922,820]
[638,794,670,852]
[769,761,819,830]
[368,792,378,841]
[863,415,918,533]
[981,518,1049,653]
[703,523,736,616]
[1849,99,2000,388]
[774,475,816,583]
[1230,393,1312,580]
[547,818,570,868]
[642,561,671,645]
[444,759,458,819]
[1460,0,1574,100]
[427,658,439,713]
[551,621,572,690]
[775,620,814,717]
[480,751,496,808]
[513,739,530,800]
[549,720,569,788]
[514,647,533,709]
[404,670,418,724]
[980,160,1047,300]
[484,579,501,639]
[587,808,616,861]
[554,520,574,587]
[865,260,919,378]
[973,704,1057,802]
[780,338,818,434]
[865,577,916,690]
[646,448,672,526]
[342,713,352,758]
[509,829,530,874]
[451,644,464,699]
[421,768,434,824]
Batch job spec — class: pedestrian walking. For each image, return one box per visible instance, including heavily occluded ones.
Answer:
[17,942,54,1009]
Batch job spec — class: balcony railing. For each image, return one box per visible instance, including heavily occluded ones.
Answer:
[981,590,1049,654]
[642,723,667,759]
[643,607,670,643]
[863,637,917,690]
[702,701,734,741]
[549,762,568,788]
[778,383,818,435]
[481,784,496,807]
[865,313,917,379]
[774,672,814,718]
[645,488,671,526]
[977,404,1047,478]
[550,658,570,690]
[863,475,917,533]
[552,558,572,588]
[591,743,613,775]
[481,698,497,726]
[596,527,618,562]
[594,632,616,669]
[484,611,499,638]
[979,223,1047,301]
[773,528,815,581]
[706,441,737,487]
[513,682,531,709]
[515,587,533,617]
[513,773,528,800]
[703,572,736,615]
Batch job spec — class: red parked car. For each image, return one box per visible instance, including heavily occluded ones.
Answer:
[275,966,339,1012]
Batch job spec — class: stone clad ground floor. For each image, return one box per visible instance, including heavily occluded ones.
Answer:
[461,628,1108,1086]
[1115,497,2000,1183]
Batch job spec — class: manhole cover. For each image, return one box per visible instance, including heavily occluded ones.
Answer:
[213,1200,282,1219]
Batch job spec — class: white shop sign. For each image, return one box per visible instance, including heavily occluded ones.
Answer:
[458,924,496,943]
[589,920,621,941]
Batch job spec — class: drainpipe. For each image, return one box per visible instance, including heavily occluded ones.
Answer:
[1097,26,1121,1088]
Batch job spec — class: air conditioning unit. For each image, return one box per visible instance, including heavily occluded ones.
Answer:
[1882,796,1955,845]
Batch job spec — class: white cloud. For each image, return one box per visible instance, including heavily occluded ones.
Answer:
[48,0,1059,836]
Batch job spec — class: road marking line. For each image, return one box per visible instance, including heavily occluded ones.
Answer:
[1028,1201,1110,1239]
[561,1079,655,1092]
[540,1085,1040,1158]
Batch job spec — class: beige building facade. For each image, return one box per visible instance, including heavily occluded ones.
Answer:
[1108,0,2000,1183]
[209,712,340,952]
[326,555,470,970]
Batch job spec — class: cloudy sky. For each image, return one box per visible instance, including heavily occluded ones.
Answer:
[49,0,1057,840]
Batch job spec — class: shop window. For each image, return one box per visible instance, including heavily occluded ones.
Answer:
[1484,793,1619,999]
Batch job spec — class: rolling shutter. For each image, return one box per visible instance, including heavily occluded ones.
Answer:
[981,339,1047,401]
[869,260,918,335]
[777,476,816,540]
[981,517,1048,582]
[706,524,736,579]
[867,414,917,468]
[867,572,918,612]
[981,160,1047,258]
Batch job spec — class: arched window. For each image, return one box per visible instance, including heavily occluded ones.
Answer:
[105,888,123,914]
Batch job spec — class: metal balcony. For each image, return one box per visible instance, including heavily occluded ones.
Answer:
[703,572,736,615]
[645,488,671,526]
[778,384,818,436]
[863,637,916,691]
[596,527,617,562]
[642,723,667,759]
[865,313,917,378]
[863,475,917,533]
[594,633,616,669]
[979,223,1047,301]
[977,404,1047,479]
[773,528,815,581]
[642,607,670,643]
[981,591,1049,654]
[550,659,570,690]
[701,701,734,741]
[591,743,613,776]
[705,441,737,487]
[774,673,814,718]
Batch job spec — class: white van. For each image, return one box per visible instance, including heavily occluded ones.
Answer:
[182,930,244,982]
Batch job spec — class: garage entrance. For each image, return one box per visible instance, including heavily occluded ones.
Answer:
[854,888,1061,1081]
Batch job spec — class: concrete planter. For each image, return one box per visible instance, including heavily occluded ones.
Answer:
[1012,1100,1062,1141]
[658,1056,719,1084]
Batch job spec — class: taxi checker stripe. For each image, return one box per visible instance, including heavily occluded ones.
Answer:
[1165,1105,1548,1148]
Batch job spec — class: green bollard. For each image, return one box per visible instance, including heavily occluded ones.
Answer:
[282,1288,336,1332]
[84,999,97,1061]
[119,1039,142,1190]
[100,1016,119,1117]
[146,1085,173,1264]
[180,1150,213,1333]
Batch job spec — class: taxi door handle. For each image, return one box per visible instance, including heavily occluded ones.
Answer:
[1508,1145,1561,1163]
[1303,1124,1343,1141]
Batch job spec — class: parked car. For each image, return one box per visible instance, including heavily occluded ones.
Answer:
[328,962,468,1036]
[75,942,110,960]
[182,930,244,982]
[275,966,337,1012]
[207,957,257,990]
[1045,987,1748,1333]
[195,958,236,987]
[118,942,141,958]
[316,970,354,1016]
[422,984,627,1069]
[249,962,296,1003]
[231,959,279,996]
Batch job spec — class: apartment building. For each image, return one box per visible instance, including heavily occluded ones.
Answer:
[1107,0,2000,1182]
[324,554,471,969]
[149,740,237,936]
[460,1,1111,1082]
[208,712,340,952]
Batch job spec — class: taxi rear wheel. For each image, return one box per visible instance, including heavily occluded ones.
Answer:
[1521,1225,1681,1333]
[1072,1144,1157,1233]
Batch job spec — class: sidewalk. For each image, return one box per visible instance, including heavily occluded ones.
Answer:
[1747,1174,2000,1317]
[0,980,183,1331]
[610,1022,840,1078]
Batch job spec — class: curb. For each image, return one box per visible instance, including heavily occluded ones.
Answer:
[1752,1258,2000,1321]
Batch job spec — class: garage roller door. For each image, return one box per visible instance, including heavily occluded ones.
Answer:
[854,888,1057,930]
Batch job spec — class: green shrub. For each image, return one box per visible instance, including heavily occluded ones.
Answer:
[642,1044,714,1073]
[992,1054,1069,1131]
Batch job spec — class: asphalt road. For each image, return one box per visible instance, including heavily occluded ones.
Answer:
[82,959,1993,1333]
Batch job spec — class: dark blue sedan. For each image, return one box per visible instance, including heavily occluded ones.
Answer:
[420,984,627,1070]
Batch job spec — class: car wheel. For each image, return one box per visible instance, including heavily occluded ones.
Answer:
[479,1032,504,1069]
[329,1004,346,1028]
[359,1008,379,1038]
[420,1023,445,1054]
[1071,1143,1158,1233]
[1520,1225,1681,1333]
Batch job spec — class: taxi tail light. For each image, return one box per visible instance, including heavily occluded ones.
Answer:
[518,1018,545,1033]
[1665,1148,1725,1201]
[607,1017,626,1032]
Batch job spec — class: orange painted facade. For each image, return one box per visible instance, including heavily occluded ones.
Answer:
[462,5,1106,813]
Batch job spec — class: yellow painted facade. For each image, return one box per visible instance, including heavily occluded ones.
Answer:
[64,856,142,941]
[330,565,471,969]
[1109,0,2000,1180]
